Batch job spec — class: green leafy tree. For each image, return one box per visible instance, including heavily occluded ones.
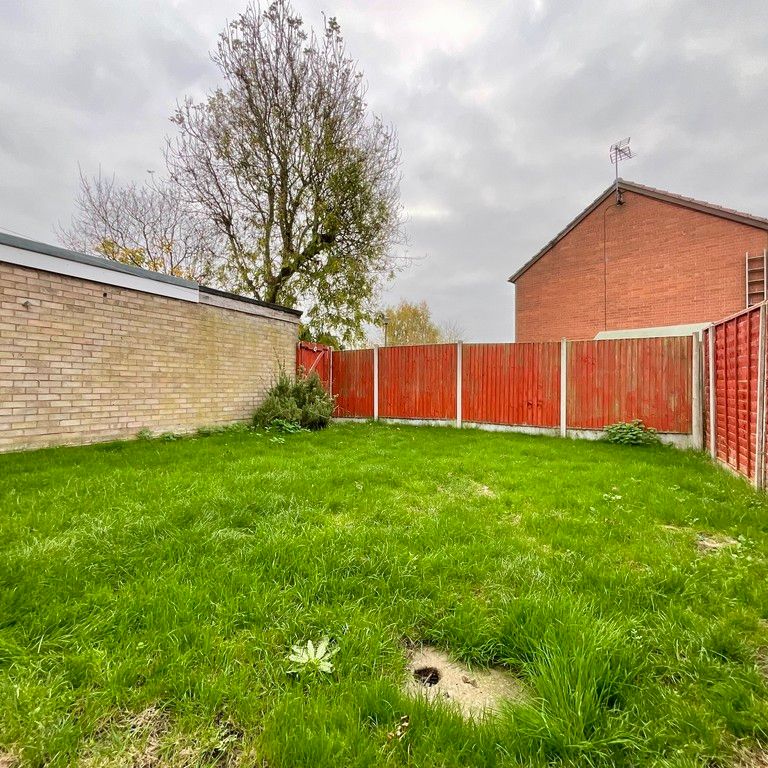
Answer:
[298,324,342,350]
[166,0,403,343]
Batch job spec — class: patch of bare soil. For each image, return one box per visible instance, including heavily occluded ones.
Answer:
[79,707,170,768]
[757,648,768,681]
[0,753,17,768]
[697,533,739,554]
[735,745,768,767]
[79,707,242,767]
[472,482,497,498]
[404,645,524,719]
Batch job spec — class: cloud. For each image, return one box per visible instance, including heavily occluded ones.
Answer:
[2,0,768,340]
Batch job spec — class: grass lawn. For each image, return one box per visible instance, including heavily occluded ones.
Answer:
[1,422,767,767]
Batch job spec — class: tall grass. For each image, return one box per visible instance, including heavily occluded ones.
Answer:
[0,423,766,766]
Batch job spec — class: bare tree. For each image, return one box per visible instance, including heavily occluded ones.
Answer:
[166,1,403,342]
[439,318,465,343]
[59,169,220,283]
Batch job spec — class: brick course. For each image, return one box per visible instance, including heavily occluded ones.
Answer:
[0,262,298,451]
[514,190,768,342]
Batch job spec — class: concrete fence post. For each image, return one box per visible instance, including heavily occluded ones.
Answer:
[373,346,379,421]
[560,338,567,438]
[708,324,716,459]
[691,332,703,450]
[456,341,463,428]
[754,304,766,489]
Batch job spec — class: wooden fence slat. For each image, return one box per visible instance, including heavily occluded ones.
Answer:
[319,335,694,435]
[320,310,768,488]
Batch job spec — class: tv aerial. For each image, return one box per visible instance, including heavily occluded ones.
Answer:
[609,137,634,203]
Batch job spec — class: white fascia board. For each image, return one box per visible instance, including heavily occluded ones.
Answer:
[0,242,199,303]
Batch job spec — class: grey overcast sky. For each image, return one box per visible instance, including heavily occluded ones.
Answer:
[2,1,768,341]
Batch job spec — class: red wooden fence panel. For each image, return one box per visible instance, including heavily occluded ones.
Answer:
[567,337,692,432]
[704,329,712,454]
[323,337,694,435]
[379,344,456,420]
[331,349,374,418]
[461,343,560,427]
[705,307,761,480]
[296,342,331,389]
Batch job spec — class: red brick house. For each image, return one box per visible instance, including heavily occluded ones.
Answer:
[509,179,768,342]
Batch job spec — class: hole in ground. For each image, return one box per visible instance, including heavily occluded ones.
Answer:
[404,645,526,719]
[413,666,441,687]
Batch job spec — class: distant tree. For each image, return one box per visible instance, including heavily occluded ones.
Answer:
[59,169,219,283]
[378,300,462,346]
[165,0,403,343]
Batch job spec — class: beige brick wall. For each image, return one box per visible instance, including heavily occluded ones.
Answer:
[0,262,299,451]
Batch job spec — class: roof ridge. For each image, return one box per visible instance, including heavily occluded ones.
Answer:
[508,180,768,283]
[620,179,768,226]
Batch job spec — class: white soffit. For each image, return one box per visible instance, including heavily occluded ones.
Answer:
[594,322,711,340]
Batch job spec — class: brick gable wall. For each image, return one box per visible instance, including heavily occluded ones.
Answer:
[0,262,298,451]
[514,190,768,341]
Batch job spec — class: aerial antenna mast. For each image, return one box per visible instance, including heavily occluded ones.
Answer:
[609,137,634,204]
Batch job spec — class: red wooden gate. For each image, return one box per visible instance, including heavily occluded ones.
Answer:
[296,342,331,390]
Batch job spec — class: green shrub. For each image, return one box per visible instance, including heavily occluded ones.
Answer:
[253,374,302,428]
[295,373,335,430]
[253,371,334,431]
[604,419,660,446]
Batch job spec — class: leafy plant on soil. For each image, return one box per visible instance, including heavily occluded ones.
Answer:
[288,637,339,675]
[604,418,660,446]
[269,418,308,435]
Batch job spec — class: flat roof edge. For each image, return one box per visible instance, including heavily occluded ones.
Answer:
[199,285,302,317]
[1,231,303,318]
[0,231,198,289]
